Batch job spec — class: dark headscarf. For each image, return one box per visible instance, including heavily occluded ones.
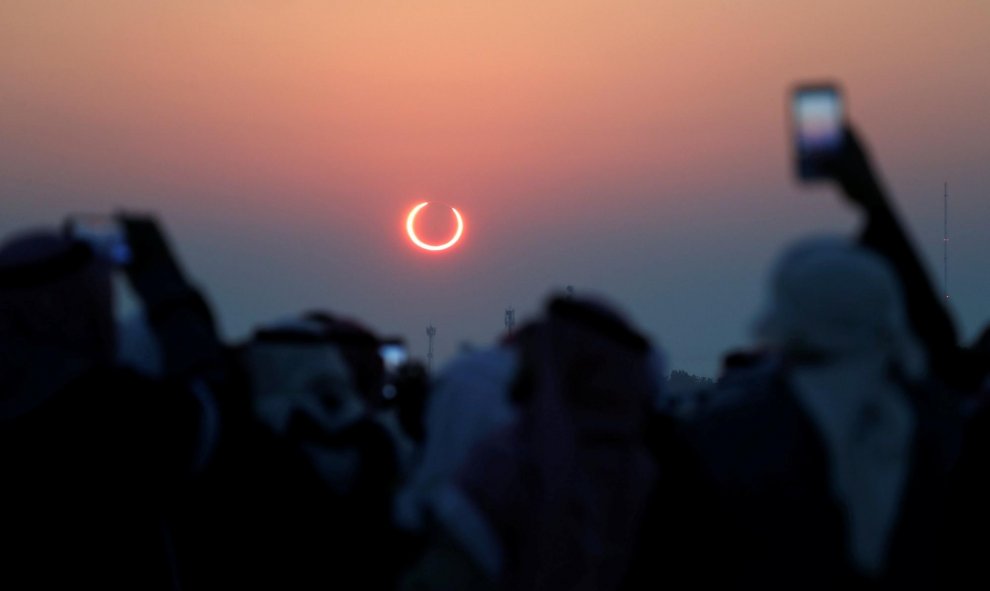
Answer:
[0,230,115,418]
[451,295,659,591]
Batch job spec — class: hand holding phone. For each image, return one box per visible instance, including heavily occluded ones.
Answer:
[792,84,845,180]
[116,214,196,311]
[789,83,885,211]
[66,214,133,265]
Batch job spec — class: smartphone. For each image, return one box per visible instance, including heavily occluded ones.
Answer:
[379,340,409,375]
[66,214,132,265]
[378,339,408,402]
[792,84,844,180]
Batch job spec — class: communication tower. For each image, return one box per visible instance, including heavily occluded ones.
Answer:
[944,182,949,301]
[505,307,516,335]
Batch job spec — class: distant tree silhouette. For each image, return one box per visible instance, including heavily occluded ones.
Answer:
[666,370,714,395]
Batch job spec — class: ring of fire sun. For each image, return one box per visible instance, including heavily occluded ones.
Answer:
[406,202,464,252]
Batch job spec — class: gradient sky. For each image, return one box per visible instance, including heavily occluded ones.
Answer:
[2,1,988,376]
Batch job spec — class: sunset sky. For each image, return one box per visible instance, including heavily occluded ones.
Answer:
[2,1,988,375]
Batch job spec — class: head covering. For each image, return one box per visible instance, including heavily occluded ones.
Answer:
[437,294,659,591]
[754,235,925,378]
[756,236,919,576]
[0,230,115,419]
[246,315,366,435]
[305,312,386,408]
[394,345,518,532]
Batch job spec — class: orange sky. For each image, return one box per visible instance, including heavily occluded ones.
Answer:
[2,1,989,374]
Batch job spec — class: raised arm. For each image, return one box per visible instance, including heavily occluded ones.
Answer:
[830,127,960,383]
[120,215,223,379]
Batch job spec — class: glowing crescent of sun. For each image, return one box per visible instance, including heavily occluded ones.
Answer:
[406,202,464,251]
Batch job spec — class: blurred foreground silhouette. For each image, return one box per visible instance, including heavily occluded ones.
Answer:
[1,105,988,590]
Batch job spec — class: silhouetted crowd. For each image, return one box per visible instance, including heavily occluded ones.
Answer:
[3,124,989,591]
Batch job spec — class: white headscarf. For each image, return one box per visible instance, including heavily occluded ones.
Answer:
[394,345,518,532]
[245,317,366,435]
[755,236,923,576]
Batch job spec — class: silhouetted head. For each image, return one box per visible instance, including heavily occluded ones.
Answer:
[306,312,386,408]
[0,230,116,417]
[252,311,386,409]
[510,293,659,422]
[450,294,661,590]
[754,236,923,377]
[0,230,116,364]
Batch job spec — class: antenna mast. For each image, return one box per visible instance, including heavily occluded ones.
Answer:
[426,324,436,373]
[505,307,515,336]
[944,182,949,301]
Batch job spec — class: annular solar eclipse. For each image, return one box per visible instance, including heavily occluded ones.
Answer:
[405,202,464,252]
